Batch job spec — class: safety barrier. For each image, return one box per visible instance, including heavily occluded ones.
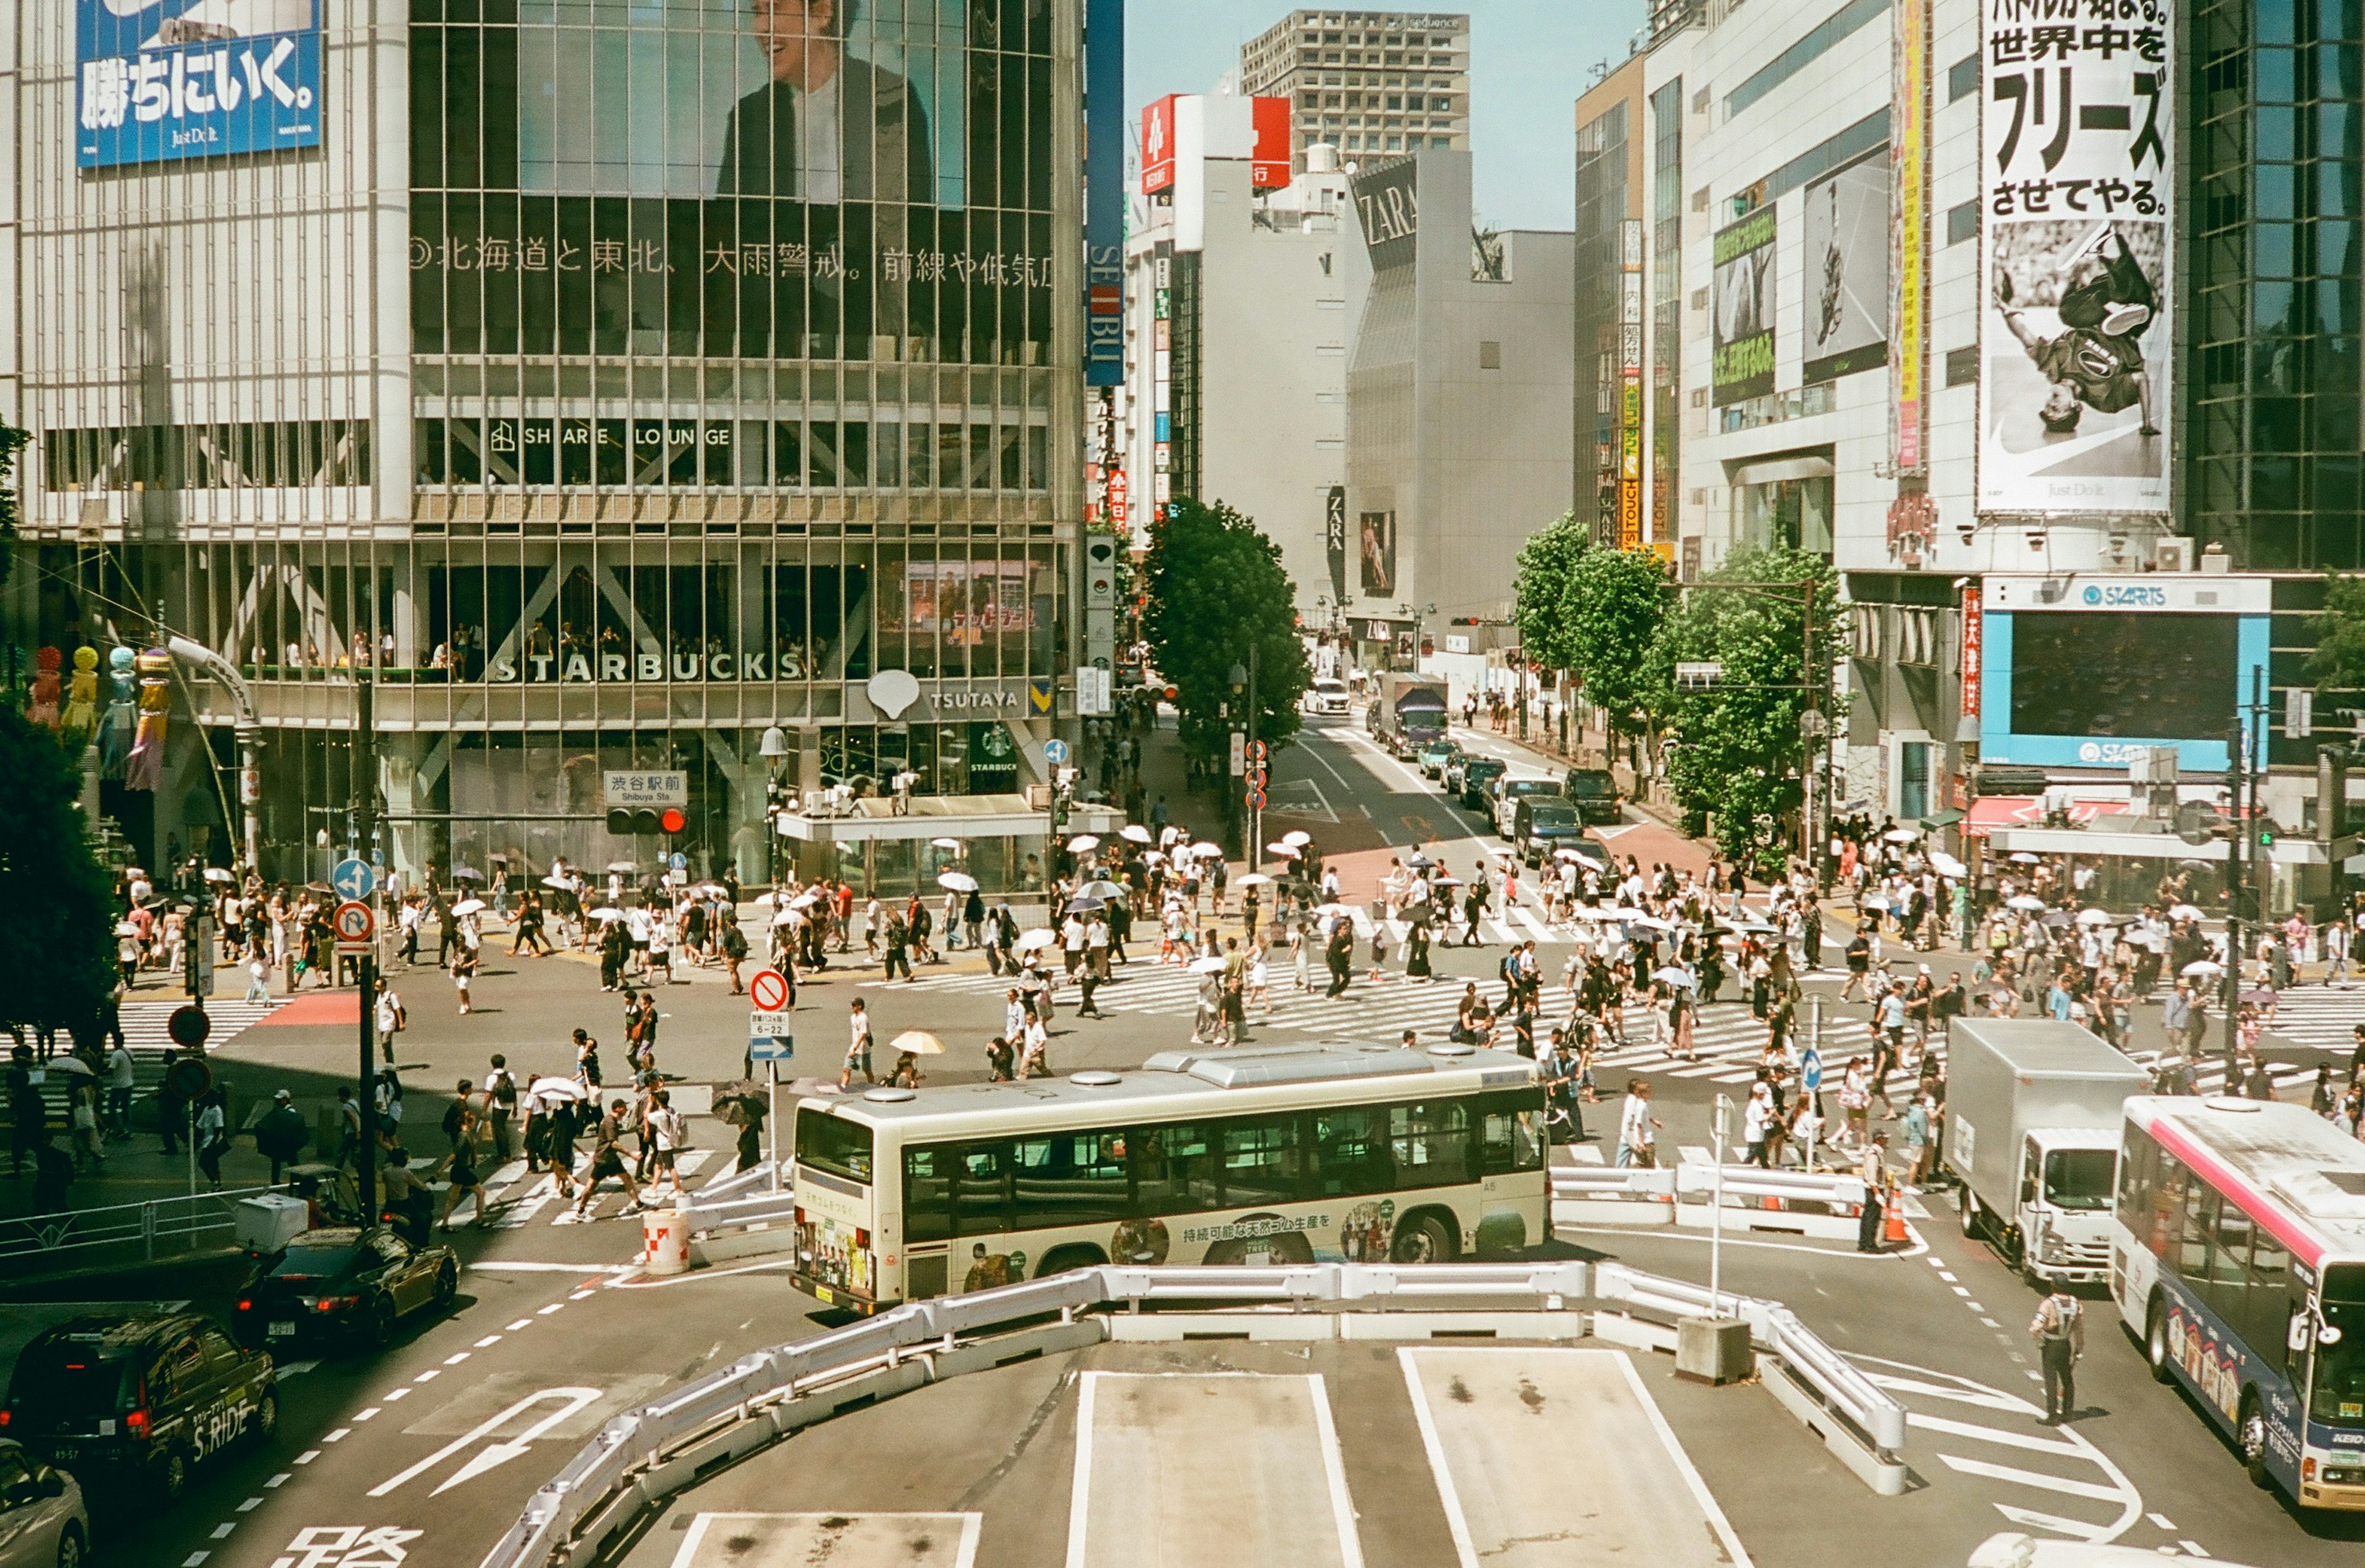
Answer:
[472,1259,1908,1568]
[0,1185,277,1272]
[1551,1161,1871,1239]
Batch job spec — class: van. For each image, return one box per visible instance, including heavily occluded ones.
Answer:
[1513,800,1586,868]
[1559,767,1622,825]
[1304,677,1351,716]
[1492,777,1563,839]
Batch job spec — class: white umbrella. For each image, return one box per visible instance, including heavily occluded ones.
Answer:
[1078,879,1126,900]
[1119,825,1154,844]
[1651,966,1696,988]
[588,907,626,921]
[1282,831,1312,847]
[938,871,979,892]
[203,867,235,884]
[115,920,139,937]
[2169,903,2205,921]
[754,891,779,907]
[2076,908,2115,926]
[1882,827,1920,843]
[1553,848,1588,862]
[2008,851,2042,865]
[1858,892,1893,911]
[790,892,822,910]
[1014,928,1059,952]
[1929,852,1968,878]
[1628,915,1675,931]
[541,875,574,891]
[527,1076,588,1103]
[1190,841,1222,856]
[1267,843,1302,859]
[1189,955,1227,974]
[1238,873,1274,887]
[889,1030,947,1056]
[2006,895,2047,912]
[2132,932,2168,952]
[1067,835,1101,853]
[2181,960,2225,978]
[772,910,796,926]
[931,837,963,851]
[451,897,487,916]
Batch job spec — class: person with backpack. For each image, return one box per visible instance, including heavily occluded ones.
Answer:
[721,915,749,993]
[2031,1285,2085,1424]
[484,1054,519,1163]
[644,1088,689,1200]
[254,1088,310,1183]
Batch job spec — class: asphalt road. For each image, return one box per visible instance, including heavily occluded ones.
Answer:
[16,711,2365,1568]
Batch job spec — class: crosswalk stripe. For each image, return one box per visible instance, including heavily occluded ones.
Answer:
[1936,1455,2130,1504]
[1907,1413,2086,1457]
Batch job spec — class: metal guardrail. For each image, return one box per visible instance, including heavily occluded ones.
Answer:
[474,1260,1905,1568]
[1550,1163,1866,1213]
[677,1162,797,1229]
[0,1186,277,1269]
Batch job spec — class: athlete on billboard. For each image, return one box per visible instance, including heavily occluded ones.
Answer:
[1992,227,2160,439]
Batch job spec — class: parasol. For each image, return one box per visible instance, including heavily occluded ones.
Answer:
[938,871,980,892]
[889,1030,947,1056]
[1014,928,1059,952]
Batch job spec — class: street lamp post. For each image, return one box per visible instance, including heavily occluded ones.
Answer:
[1230,649,1259,874]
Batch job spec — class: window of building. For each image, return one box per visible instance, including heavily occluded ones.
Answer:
[1946,345,1979,386]
[1479,340,1502,370]
[1946,200,1979,246]
[1947,53,1978,102]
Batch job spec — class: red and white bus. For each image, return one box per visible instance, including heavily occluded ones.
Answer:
[2111,1096,2365,1509]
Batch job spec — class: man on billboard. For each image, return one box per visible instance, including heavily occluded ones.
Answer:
[716,0,933,203]
[1991,225,2161,440]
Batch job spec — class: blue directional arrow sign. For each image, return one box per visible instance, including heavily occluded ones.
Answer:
[1801,1046,1823,1094]
[1043,738,1071,766]
[331,857,375,901]
[749,1037,794,1063]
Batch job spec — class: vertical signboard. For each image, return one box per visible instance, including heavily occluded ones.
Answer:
[77,0,323,168]
[1890,0,1932,475]
[1619,218,1644,550]
[1141,94,1179,194]
[1251,96,1293,190]
[1084,0,1126,387]
[1803,156,1890,385]
[1325,487,1349,604]
[1351,156,1421,271]
[1711,206,1777,406]
[1976,0,2172,517]
[1959,585,1982,724]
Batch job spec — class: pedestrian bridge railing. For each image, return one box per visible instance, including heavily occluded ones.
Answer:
[0,1184,278,1272]
[472,1259,1910,1568]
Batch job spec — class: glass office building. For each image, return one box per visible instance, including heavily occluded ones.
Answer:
[8,0,1082,885]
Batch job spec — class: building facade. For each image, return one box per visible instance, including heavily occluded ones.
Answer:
[1123,98,1362,621]
[1239,9,1469,179]
[3,0,1086,891]
[1342,148,1572,660]
[1571,58,1648,548]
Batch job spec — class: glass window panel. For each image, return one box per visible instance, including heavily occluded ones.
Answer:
[904,1146,952,1243]
[1133,1122,1219,1215]
[1388,1101,1471,1186]
[1011,1134,1130,1229]
[1309,1107,1391,1196]
[950,1142,1012,1237]
[1219,1115,1306,1206]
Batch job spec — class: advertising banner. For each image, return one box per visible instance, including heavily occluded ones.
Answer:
[1890,0,1931,474]
[410,1,1049,365]
[1251,96,1293,190]
[1357,511,1397,597]
[1803,155,1890,386]
[1325,486,1349,604]
[1619,217,1644,551]
[1351,156,1420,272]
[77,0,323,169]
[1977,0,2172,517]
[1711,206,1776,406]
[1141,94,1178,193]
[1084,0,1125,386]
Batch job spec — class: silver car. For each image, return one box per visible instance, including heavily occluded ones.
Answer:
[0,1439,86,1568]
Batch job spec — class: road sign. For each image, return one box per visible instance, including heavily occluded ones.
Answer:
[1801,1046,1823,1094]
[748,968,791,1012]
[750,1037,795,1063]
[166,1055,214,1101]
[603,770,689,808]
[1244,764,1269,788]
[167,1005,212,1050]
[333,900,376,946]
[1675,661,1723,691]
[668,852,687,871]
[1245,739,1268,762]
[1043,738,1071,766]
[750,1011,793,1038]
[331,857,374,900]
[1246,788,1268,810]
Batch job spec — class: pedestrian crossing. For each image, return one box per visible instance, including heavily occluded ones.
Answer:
[23,1000,283,1122]
[472,1147,716,1227]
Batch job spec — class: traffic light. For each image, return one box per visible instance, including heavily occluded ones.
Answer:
[606,807,665,836]
[2257,820,2276,849]
[658,807,687,835]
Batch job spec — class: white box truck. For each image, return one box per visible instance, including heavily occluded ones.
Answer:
[1945,1019,2149,1285]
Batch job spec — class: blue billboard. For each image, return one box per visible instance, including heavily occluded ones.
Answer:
[76,0,323,170]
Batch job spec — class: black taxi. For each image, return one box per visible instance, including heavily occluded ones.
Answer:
[1,1312,277,1501]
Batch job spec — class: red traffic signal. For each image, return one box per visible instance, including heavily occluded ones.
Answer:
[658,807,687,835]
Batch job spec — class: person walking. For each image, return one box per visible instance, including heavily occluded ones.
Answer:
[1615,1078,1660,1169]
[485,1054,519,1163]
[570,1098,644,1219]
[2031,1285,2085,1424]
[1855,1133,1890,1253]
[103,1038,135,1142]
[840,998,875,1089]
[254,1088,309,1183]
[374,977,405,1065]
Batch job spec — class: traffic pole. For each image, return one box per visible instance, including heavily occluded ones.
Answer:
[767,1059,780,1193]
[357,950,376,1229]
[1710,1091,1729,1318]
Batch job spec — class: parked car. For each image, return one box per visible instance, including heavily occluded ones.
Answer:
[233,1227,459,1350]
[1455,756,1506,810]
[1559,767,1623,825]
[1302,677,1352,716]
[0,1439,86,1568]
[1492,777,1564,838]
[1415,736,1462,778]
[2,1314,277,1505]
[1513,800,1588,868]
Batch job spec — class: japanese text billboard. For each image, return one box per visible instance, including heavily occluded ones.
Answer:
[1711,206,1776,406]
[1891,0,1931,475]
[1977,0,2172,517]
[76,0,323,169]
[410,0,1052,365]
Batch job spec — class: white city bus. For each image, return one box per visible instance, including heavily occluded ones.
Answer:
[786,1043,1549,1311]
[2111,1096,2365,1510]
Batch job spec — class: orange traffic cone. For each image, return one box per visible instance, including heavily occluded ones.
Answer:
[1884,1193,1909,1246]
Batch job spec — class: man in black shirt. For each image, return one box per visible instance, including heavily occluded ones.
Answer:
[716,0,934,204]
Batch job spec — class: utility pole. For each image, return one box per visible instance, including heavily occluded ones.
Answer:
[2224,668,2265,1061]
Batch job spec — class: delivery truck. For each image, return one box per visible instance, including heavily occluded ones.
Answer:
[1944,1018,2149,1285]
[1367,673,1449,757]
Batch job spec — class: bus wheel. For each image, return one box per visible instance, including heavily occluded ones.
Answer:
[2145,1298,2174,1385]
[2238,1392,2272,1489]
[1033,1245,1107,1280]
[1390,1214,1453,1264]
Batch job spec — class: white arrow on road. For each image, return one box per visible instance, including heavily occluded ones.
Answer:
[367,1386,603,1498]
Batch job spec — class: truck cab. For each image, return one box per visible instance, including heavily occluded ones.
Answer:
[2005,1130,2121,1284]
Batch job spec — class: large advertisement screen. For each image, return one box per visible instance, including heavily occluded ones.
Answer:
[1712,206,1776,406]
[410,0,1053,363]
[76,0,324,169]
[2008,612,2235,742]
[1977,1,2172,517]
[1803,155,1889,386]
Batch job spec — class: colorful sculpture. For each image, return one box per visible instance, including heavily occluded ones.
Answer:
[24,647,62,732]
[100,647,137,779]
[124,647,172,792]
[60,646,100,751]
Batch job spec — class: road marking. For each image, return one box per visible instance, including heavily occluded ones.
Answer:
[443,1352,471,1365]
[265,1474,290,1488]
[294,1450,320,1465]
[274,1360,319,1380]
[210,1522,236,1538]
[1907,1413,2085,1457]
[2180,1542,2209,1557]
[2148,1513,2177,1531]
[323,1428,350,1443]
[506,1319,533,1330]
[415,1370,441,1383]
[568,1289,596,1300]
[475,1335,503,1348]
[1992,1505,2111,1542]
[1951,1286,1971,1297]
[1308,1376,1367,1568]
[368,1386,605,1498]
[383,1388,410,1402]
[538,1304,565,1315]
[1979,1317,2001,1328]
[181,1554,209,1566]
[238,1497,263,1511]
[1062,1368,1098,1568]
[353,1407,380,1421]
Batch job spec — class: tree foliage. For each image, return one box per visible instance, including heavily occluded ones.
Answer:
[1656,546,1840,876]
[1561,546,1667,742]
[1511,511,1590,671]
[0,706,118,1033]
[0,420,25,596]
[1139,498,1311,772]
[2306,572,2365,693]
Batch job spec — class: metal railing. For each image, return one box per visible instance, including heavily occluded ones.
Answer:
[0,1185,277,1269]
[474,1259,1904,1568]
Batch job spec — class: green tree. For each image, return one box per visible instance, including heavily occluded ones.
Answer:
[0,705,118,1036]
[1140,498,1311,777]
[1511,511,1590,671]
[1655,546,1840,876]
[0,419,25,596]
[1560,546,1667,758]
[2306,572,2365,692]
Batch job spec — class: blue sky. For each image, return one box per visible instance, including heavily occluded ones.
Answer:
[1123,0,1649,230]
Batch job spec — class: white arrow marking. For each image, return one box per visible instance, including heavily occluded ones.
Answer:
[367,1386,602,1498]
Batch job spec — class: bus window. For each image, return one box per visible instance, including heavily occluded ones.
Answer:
[2247,1235,2294,1373]
[2209,1200,2253,1330]
[904,1146,953,1242]
[1013,1134,1131,1230]
[796,1110,875,1185]
[2116,1125,2158,1238]
[2179,1180,2215,1283]
[1221,1114,1306,1207]
[1389,1102,1471,1186]
[1309,1107,1391,1197]
[951,1142,1013,1237]
[2314,1264,2365,1429]
[1478,1095,1545,1175]
[1133,1122,1218,1215]
[2151,1150,2188,1259]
